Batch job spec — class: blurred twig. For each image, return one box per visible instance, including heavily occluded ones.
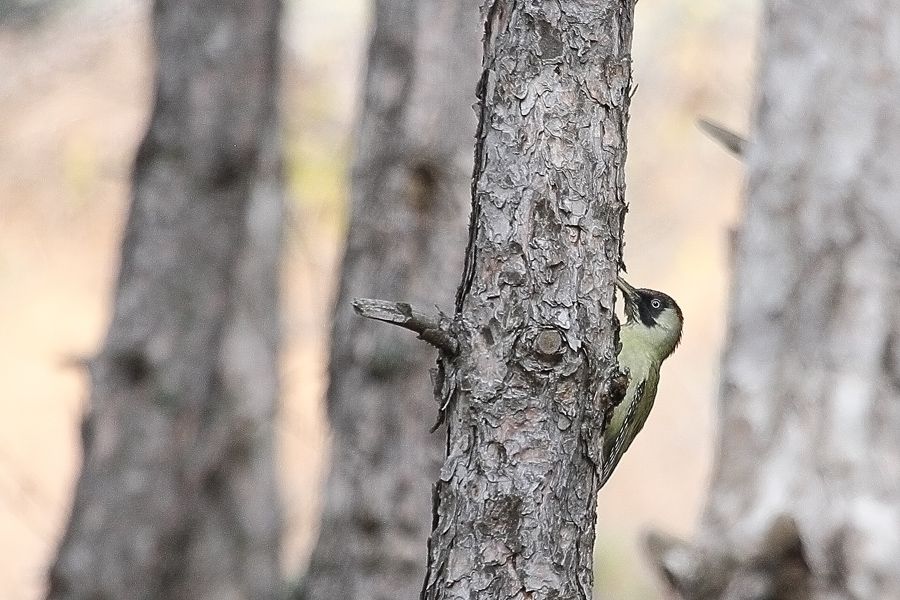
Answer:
[697,118,747,157]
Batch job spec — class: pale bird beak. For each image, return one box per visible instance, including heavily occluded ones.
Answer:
[616,275,637,300]
[616,275,638,317]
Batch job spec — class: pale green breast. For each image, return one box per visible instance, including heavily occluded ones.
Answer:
[601,324,662,486]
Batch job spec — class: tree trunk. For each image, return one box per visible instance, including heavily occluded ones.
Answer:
[418,2,635,598]
[646,3,900,599]
[47,1,283,599]
[297,1,482,600]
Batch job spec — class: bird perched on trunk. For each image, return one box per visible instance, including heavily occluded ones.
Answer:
[600,275,684,487]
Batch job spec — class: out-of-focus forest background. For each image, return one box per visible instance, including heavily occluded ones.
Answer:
[0,0,754,598]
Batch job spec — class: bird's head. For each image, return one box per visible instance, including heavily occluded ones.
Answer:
[616,275,683,359]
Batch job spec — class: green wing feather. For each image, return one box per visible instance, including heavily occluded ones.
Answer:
[600,367,660,487]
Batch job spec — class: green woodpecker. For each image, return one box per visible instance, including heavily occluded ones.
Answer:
[600,275,684,487]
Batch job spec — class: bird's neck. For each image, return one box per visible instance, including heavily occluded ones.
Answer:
[620,319,679,362]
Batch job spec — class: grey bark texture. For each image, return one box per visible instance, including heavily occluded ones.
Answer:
[297,2,482,600]
[647,3,900,600]
[419,2,635,599]
[47,1,283,599]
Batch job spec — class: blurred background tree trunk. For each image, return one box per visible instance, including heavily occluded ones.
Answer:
[0,0,56,26]
[296,2,481,600]
[647,2,900,599]
[47,1,283,599]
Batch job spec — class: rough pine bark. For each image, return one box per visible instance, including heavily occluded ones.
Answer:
[646,3,900,599]
[47,1,283,599]
[417,2,636,598]
[297,1,482,600]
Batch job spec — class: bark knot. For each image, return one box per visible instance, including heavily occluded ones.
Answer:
[515,325,581,377]
[534,329,564,357]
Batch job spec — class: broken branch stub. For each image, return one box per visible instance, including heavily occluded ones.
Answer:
[352,298,458,355]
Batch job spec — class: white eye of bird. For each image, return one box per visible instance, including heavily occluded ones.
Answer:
[651,299,661,309]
